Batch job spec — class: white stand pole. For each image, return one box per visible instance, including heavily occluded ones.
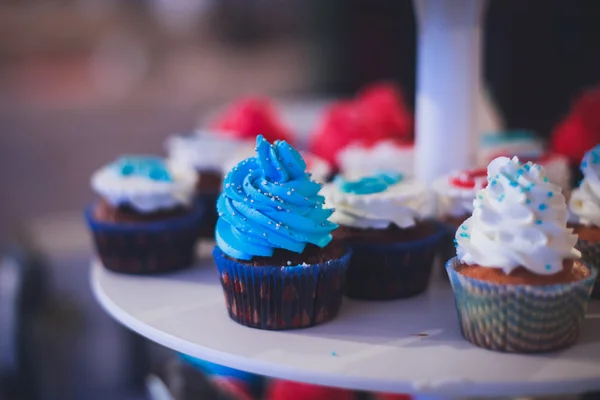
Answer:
[413,0,487,183]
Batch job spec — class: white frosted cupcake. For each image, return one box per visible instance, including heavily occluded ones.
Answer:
[85,155,204,274]
[321,173,444,300]
[447,156,596,353]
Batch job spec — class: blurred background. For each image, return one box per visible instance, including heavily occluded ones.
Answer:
[1,0,600,399]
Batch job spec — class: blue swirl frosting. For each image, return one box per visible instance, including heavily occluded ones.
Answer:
[215,135,337,260]
[110,156,173,182]
[334,172,403,195]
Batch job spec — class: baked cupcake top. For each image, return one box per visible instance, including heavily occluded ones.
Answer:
[456,156,579,275]
[91,156,197,213]
[433,168,487,218]
[165,130,248,172]
[215,135,337,260]
[569,145,600,227]
[320,172,428,229]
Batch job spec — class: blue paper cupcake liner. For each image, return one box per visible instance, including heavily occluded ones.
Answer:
[195,192,219,239]
[446,257,597,353]
[344,222,447,300]
[212,246,352,330]
[84,203,204,274]
[575,238,600,299]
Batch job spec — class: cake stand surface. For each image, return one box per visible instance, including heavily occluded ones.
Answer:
[91,253,600,398]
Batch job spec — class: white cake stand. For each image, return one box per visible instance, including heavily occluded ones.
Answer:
[90,255,600,398]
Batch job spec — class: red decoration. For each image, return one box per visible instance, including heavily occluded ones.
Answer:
[449,168,488,189]
[551,86,600,165]
[213,97,294,145]
[357,82,413,142]
[309,82,413,167]
[266,380,356,400]
[373,394,413,400]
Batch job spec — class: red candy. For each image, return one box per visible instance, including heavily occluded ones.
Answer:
[213,97,294,145]
[449,168,488,189]
[266,380,356,400]
[309,82,413,167]
[551,86,600,165]
[357,82,413,142]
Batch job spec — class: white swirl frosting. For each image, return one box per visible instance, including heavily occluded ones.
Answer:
[320,179,429,229]
[570,145,600,227]
[91,158,197,213]
[456,156,579,275]
[165,130,250,172]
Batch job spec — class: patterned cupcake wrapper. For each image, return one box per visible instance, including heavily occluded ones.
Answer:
[446,257,597,353]
[195,192,219,239]
[575,238,600,299]
[84,203,204,274]
[212,246,352,331]
[345,223,447,300]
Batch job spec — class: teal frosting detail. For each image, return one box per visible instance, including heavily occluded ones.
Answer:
[215,135,337,260]
[111,156,173,182]
[581,144,600,171]
[481,130,537,146]
[334,172,403,195]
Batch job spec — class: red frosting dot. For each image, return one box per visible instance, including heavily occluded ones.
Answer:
[265,380,356,400]
[449,168,488,189]
[212,97,294,145]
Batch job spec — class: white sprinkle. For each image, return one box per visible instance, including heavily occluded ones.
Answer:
[263,233,267,237]
[287,261,292,266]
[287,191,292,195]
[268,221,272,224]
[226,183,230,188]
[244,198,248,202]
[250,199,254,203]
[277,206,283,210]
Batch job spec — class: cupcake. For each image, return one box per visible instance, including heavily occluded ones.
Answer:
[321,172,444,300]
[568,145,600,299]
[165,131,248,238]
[448,156,596,353]
[432,168,487,265]
[212,135,351,330]
[85,156,203,274]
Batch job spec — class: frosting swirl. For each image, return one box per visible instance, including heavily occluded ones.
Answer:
[569,145,600,227]
[91,155,197,213]
[321,175,428,229]
[456,156,579,275]
[337,140,415,180]
[215,135,337,260]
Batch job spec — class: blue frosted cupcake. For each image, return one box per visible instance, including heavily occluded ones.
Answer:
[213,135,351,330]
[448,156,596,353]
[320,173,444,300]
[85,155,204,274]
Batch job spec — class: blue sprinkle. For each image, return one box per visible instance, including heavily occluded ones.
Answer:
[509,181,518,187]
[461,225,468,230]
[491,180,497,186]
[526,199,532,204]
[582,161,588,168]
[543,177,549,182]
[331,352,337,357]
[548,191,553,198]
[536,219,543,225]
[524,164,531,171]
[545,264,552,271]
[498,194,505,202]
[539,203,547,211]
[459,233,470,238]
[478,194,483,199]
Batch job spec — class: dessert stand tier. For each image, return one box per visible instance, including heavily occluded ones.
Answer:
[90,254,600,398]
